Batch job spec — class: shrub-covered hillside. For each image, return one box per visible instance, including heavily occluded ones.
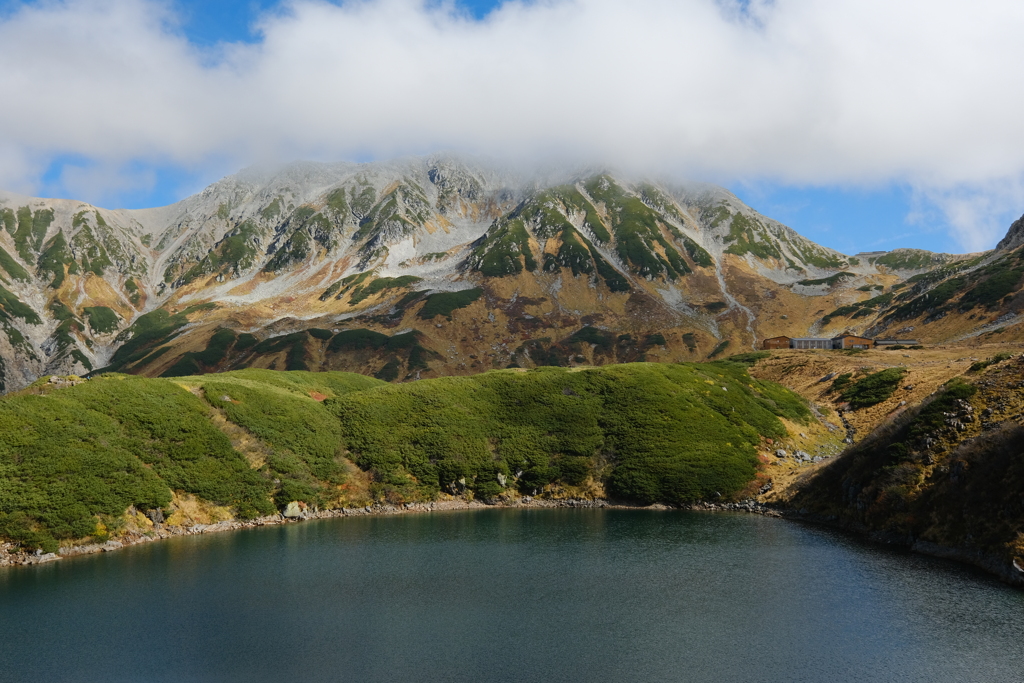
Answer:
[0,363,809,552]
[0,370,383,552]
[329,362,810,504]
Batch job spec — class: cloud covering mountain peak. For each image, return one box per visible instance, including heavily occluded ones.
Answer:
[2,0,1024,249]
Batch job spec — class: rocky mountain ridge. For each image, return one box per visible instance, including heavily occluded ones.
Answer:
[0,154,1019,392]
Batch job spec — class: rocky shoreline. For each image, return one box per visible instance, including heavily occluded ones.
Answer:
[3,497,1022,590]
[0,497,627,568]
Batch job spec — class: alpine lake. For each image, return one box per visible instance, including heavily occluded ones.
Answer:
[2,508,1022,682]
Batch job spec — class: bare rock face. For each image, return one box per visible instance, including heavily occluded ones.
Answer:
[996,214,1024,252]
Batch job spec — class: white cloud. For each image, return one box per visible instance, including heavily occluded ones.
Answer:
[1,0,1024,248]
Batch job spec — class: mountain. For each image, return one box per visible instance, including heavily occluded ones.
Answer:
[0,154,1019,393]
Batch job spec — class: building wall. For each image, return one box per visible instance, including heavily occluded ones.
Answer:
[836,336,875,349]
[792,338,833,349]
[762,337,791,350]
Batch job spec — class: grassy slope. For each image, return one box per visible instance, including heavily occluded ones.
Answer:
[0,363,808,551]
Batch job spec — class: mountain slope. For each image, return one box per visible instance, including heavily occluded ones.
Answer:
[0,155,1015,392]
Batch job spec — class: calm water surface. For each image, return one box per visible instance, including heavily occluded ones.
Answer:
[1,509,1022,682]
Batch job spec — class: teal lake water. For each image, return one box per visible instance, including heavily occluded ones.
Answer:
[1,509,1022,682]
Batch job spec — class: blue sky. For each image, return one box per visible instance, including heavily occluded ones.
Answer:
[2,0,1024,256]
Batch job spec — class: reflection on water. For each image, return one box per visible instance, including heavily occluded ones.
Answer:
[1,509,1022,683]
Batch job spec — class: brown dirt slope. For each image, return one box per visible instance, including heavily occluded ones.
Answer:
[767,348,1024,586]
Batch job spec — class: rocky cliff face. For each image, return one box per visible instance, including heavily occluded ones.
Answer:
[0,155,1018,391]
[996,214,1024,252]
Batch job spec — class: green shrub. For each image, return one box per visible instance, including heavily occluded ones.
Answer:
[569,326,615,350]
[83,306,119,334]
[349,276,422,304]
[830,373,853,393]
[968,352,1013,373]
[375,359,401,382]
[329,328,389,352]
[645,333,667,347]
[841,368,906,408]
[797,272,855,287]
[0,285,41,325]
[103,309,191,371]
[418,288,483,319]
[326,362,809,505]
[470,219,537,276]
[0,363,809,548]
[0,246,29,282]
[0,376,281,549]
[707,340,730,358]
[725,351,770,366]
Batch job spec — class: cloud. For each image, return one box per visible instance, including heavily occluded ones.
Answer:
[1,0,1024,248]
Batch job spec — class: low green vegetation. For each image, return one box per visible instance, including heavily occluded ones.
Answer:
[83,306,119,334]
[703,301,728,313]
[327,362,809,504]
[249,332,310,372]
[418,288,483,319]
[181,220,262,285]
[0,285,41,325]
[871,249,950,271]
[351,184,431,250]
[328,328,389,352]
[101,304,217,374]
[0,364,810,551]
[349,275,422,304]
[968,352,1013,373]
[568,326,615,351]
[12,206,53,262]
[958,257,1024,310]
[584,176,690,280]
[839,368,906,409]
[707,340,730,358]
[321,270,372,301]
[324,189,349,217]
[645,333,667,347]
[123,277,141,305]
[324,328,432,379]
[190,328,238,367]
[470,218,537,277]
[103,309,191,372]
[0,370,386,551]
[261,197,283,220]
[0,376,275,551]
[830,373,853,393]
[822,292,894,325]
[36,233,78,288]
[0,246,29,282]
[796,272,855,288]
[70,221,114,278]
[196,370,382,506]
[882,253,1017,323]
[725,351,770,366]
[722,213,783,261]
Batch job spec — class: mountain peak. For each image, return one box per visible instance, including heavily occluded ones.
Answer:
[996,213,1024,251]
